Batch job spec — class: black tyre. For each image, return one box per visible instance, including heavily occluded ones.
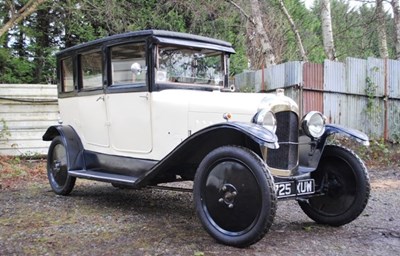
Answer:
[47,136,76,195]
[194,146,277,247]
[298,145,370,226]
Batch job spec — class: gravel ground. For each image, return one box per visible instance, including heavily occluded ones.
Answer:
[0,160,399,256]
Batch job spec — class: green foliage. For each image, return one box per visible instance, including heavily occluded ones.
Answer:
[328,135,400,168]
[0,48,35,83]
[0,0,398,83]
[364,76,380,117]
[0,119,11,142]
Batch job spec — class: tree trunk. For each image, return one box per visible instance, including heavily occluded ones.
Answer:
[34,7,50,83]
[392,0,400,59]
[225,0,276,68]
[376,0,389,58]
[320,0,336,60]
[277,0,308,61]
[0,0,48,38]
[249,0,276,67]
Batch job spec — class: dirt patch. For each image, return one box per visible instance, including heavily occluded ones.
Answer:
[0,156,399,255]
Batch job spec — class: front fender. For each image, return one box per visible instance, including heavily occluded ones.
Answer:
[220,122,279,149]
[325,124,369,146]
[137,122,278,185]
[299,124,369,172]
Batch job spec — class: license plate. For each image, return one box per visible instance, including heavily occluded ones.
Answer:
[275,179,315,198]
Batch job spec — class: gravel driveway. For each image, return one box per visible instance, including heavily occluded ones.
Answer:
[0,160,399,255]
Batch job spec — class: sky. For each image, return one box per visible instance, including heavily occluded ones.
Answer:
[303,0,361,10]
[303,0,393,13]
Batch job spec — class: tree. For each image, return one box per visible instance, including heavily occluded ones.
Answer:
[0,0,48,38]
[320,0,336,60]
[376,0,389,58]
[391,0,400,59]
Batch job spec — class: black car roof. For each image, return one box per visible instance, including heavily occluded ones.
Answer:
[57,30,235,56]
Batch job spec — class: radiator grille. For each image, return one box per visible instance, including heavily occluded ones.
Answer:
[267,111,299,170]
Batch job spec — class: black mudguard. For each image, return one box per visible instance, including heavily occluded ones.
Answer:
[43,125,85,171]
[299,124,369,173]
[137,121,279,185]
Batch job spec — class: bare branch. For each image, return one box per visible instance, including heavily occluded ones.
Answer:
[277,0,308,61]
[0,0,48,38]
[225,0,255,25]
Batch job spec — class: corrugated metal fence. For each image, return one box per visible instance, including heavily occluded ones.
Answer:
[235,57,400,141]
[0,84,58,155]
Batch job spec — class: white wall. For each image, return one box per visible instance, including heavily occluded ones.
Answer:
[0,84,58,156]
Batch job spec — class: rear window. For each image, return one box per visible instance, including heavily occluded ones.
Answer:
[61,57,74,92]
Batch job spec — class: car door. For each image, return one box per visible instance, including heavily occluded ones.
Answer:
[106,43,152,154]
[78,50,109,149]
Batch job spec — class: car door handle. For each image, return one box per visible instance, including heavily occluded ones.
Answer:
[140,94,149,100]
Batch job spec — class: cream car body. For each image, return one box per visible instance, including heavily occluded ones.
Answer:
[59,89,295,160]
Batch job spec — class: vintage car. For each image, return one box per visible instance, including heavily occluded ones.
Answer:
[43,30,370,247]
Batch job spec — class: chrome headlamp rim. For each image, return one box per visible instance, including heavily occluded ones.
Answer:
[301,111,326,139]
[253,109,277,133]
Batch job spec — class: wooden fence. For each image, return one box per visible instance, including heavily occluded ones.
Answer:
[0,84,58,156]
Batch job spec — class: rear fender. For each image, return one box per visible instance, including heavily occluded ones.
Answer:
[299,124,369,171]
[43,125,84,170]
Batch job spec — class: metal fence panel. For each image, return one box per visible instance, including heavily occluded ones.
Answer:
[388,59,400,98]
[284,61,303,87]
[265,63,286,90]
[324,60,346,92]
[303,62,324,115]
[346,58,367,95]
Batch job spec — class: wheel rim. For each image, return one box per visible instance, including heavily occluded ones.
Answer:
[309,157,357,216]
[202,159,262,235]
[49,143,69,189]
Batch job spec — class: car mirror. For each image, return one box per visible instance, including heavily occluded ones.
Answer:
[131,62,146,75]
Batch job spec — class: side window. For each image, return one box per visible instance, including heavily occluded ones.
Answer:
[61,57,74,92]
[111,43,146,86]
[80,51,102,89]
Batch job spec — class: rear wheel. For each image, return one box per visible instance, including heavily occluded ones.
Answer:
[47,136,76,195]
[194,146,276,247]
[298,145,370,226]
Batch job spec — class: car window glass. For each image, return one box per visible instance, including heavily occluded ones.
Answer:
[111,43,146,86]
[80,51,102,89]
[61,57,74,92]
[157,45,224,87]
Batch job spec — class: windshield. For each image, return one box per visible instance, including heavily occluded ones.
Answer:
[156,45,225,87]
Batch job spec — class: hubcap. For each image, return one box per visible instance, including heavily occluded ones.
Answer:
[218,184,238,208]
[50,144,68,187]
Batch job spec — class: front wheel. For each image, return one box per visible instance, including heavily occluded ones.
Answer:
[47,136,76,195]
[194,146,277,247]
[298,145,370,226]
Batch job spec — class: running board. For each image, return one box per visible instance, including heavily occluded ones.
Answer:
[68,170,138,186]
